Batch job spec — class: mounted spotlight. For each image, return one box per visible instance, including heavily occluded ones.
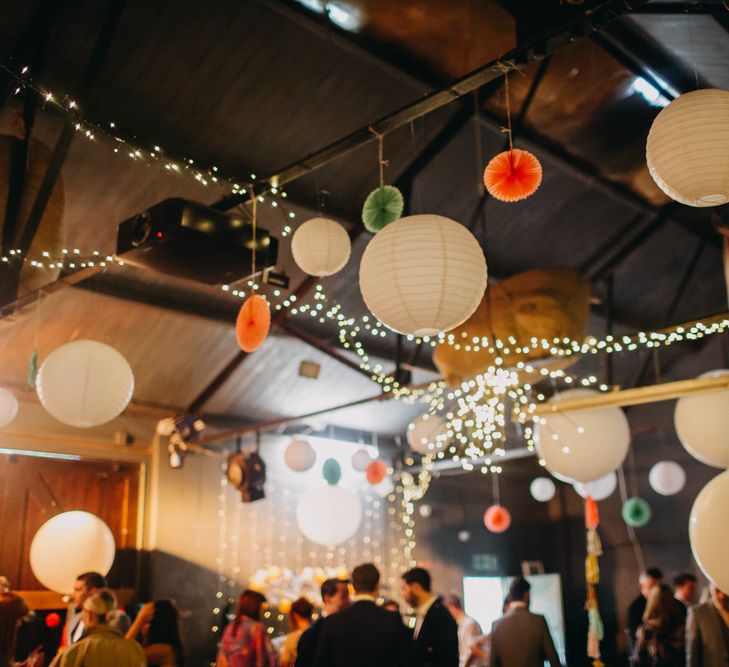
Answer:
[168,432,187,469]
[227,437,266,503]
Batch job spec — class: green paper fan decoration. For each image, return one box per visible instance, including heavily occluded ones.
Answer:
[362,185,404,233]
[622,497,651,528]
[323,457,342,486]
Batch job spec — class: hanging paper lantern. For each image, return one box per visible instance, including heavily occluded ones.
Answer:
[284,437,317,472]
[351,448,373,472]
[690,469,729,593]
[407,414,452,455]
[646,89,729,207]
[359,214,487,336]
[362,185,404,233]
[0,387,18,428]
[296,485,363,546]
[649,461,686,496]
[418,504,432,518]
[373,476,395,498]
[574,472,617,501]
[535,388,630,484]
[674,370,729,469]
[483,148,542,203]
[322,458,342,485]
[458,530,471,543]
[291,217,351,277]
[36,340,134,428]
[235,294,271,353]
[622,497,651,528]
[45,612,61,628]
[530,477,556,503]
[366,459,387,485]
[30,511,115,593]
[483,504,511,533]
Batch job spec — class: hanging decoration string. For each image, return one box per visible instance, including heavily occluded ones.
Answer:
[504,71,514,152]
[368,127,388,188]
[248,186,258,285]
[492,472,501,506]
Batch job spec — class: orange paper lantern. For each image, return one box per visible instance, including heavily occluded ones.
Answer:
[366,460,387,485]
[483,148,542,202]
[483,504,511,533]
[236,294,271,352]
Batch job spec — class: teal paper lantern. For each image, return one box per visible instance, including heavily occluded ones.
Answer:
[322,458,342,486]
[622,497,651,527]
[362,185,404,233]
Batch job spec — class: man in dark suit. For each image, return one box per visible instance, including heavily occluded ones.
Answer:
[490,576,561,667]
[295,578,350,667]
[674,572,698,622]
[686,584,729,667]
[313,563,410,667]
[400,567,458,667]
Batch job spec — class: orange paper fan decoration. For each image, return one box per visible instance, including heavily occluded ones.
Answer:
[483,148,543,202]
[236,294,271,352]
[366,460,387,485]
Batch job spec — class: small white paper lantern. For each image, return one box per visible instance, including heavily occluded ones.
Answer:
[359,214,487,336]
[37,340,134,428]
[649,461,686,496]
[574,472,617,501]
[530,477,556,503]
[690,469,729,593]
[30,511,115,593]
[296,485,363,546]
[535,388,630,484]
[458,530,471,543]
[351,448,373,472]
[0,388,19,427]
[373,476,395,498]
[284,437,317,472]
[407,414,452,455]
[646,89,729,207]
[418,504,432,518]
[674,369,729,469]
[291,217,351,277]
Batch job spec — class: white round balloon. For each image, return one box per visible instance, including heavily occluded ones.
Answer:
[284,437,317,472]
[0,387,18,427]
[535,389,631,484]
[296,485,363,546]
[37,340,134,428]
[359,214,487,336]
[574,472,617,501]
[649,461,686,496]
[689,469,729,593]
[674,370,729,469]
[407,414,452,455]
[351,448,373,472]
[530,477,556,503]
[291,217,351,277]
[30,511,115,593]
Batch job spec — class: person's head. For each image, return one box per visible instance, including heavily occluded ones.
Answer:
[236,590,267,622]
[351,563,380,596]
[639,568,663,597]
[400,568,432,608]
[320,578,350,616]
[444,594,464,621]
[381,599,400,614]
[82,590,117,630]
[147,600,183,652]
[289,597,314,631]
[508,577,531,605]
[673,573,697,604]
[72,572,107,609]
[0,593,28,662]
[711,584,728,612]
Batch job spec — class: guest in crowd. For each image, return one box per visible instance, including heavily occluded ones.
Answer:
[674,573,698,619]
[490,577,561,667]
[627,567,664,649]
[217,590,277,667]
[295,578,349,667]
[632,579,685,667]
[0,593,42,667]
[381,600,401,614]
[444,594,482,667]
[686,584,729,667]
[279,597,313,667]
[401,567,458,667]
[50,590,146,667]
[126,599,184,666]
[314,563,409,667]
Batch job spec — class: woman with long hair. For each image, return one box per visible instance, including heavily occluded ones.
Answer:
[217,590,277,667]
[0,593,42,667]
[126,599,184,666]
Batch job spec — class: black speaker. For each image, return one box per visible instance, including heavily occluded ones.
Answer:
[226,451,266,503]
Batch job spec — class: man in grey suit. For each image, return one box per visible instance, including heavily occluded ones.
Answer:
[686,584,729,667]
[490,577,561,667]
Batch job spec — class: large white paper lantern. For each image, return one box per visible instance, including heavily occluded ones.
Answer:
[690,470,729,593]
[407,414,452,455]
[296,485,362,546]
[37,340,134,428]
[646,89,729,207]
[574,472,617,501]
[649,461,686,496]
[536,388,630,484]
[359,214,487,336]
[284,437,317,472]
[0,388,18,427]
[530,477,556,503]
[674,369,729,469]
[291,217,351,277]
[30,511,115,593]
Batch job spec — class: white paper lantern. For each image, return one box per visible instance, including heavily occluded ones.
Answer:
[530,477,556,503]
[30,511,115,593]
[291,217,351,277]
[407,414,452,455]
[458,530,471,543]
[351,448,373,472]
[646,89,729,207]
[373,476,395,498]
[296,485,363,546]
[418,504,432,518]
[690,469,729,593]
[535,389,631,484]
[649,461,686,496]
[574,472,617,501]
[359,214,487,336]
[285,437,317,472]
[0,388,18,427]
[36,340,134,428]
[674,370,729,469]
